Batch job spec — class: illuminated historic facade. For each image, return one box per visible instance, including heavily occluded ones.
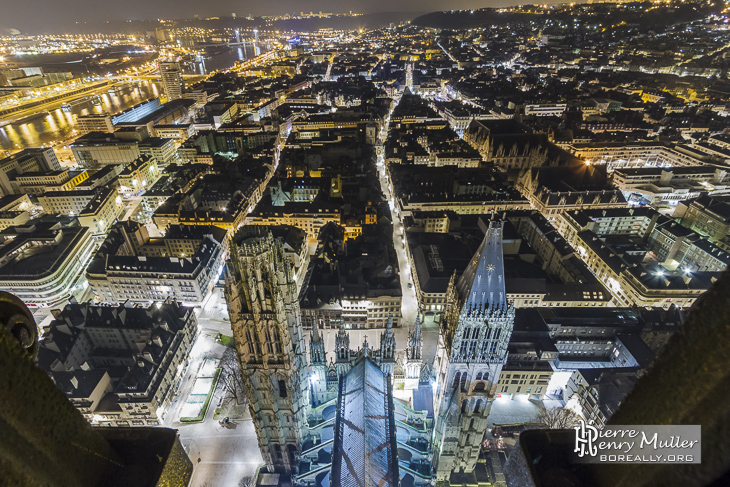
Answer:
[224,230,310,472]
[432,220,516,480]
[225,223,516,482]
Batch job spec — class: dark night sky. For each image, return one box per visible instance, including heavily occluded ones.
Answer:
[1,0,560,33]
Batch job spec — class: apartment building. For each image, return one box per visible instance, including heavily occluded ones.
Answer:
[247,199,341,240]
[77,187,125,236]
[524,103,567,117]
[75,113,115,133]
[12,169,88,195]
[37,300,198,427]
[71,133,142,167]
[0,148,61,196]
[568,142,709,170]
[0,211,30,230]
[117,155,160,195]
[675,194,730,245]
[87,222,227,305]
[0,222,96,308]
[612,166,730,206]
[299,223,402,329]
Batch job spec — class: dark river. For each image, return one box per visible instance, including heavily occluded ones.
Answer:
[182,45,258,75]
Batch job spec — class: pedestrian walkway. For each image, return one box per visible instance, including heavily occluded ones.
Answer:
[179,357,220,421]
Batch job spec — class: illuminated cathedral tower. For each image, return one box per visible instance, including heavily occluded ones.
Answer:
[334,321,351,377]
[379,313,397,378]
[404,315,423,390]
[432,220,516,481]
[224,230,310,473]
[309,327,329,407]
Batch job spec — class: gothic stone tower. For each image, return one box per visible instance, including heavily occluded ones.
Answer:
[225,230,310,473]
[335,321,351,377]
[432,220,516,481]
[404,315,423,390]
[379,313,397,378]
[309,327,329,407]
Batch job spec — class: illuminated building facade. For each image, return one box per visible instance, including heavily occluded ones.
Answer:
[37,299,198,427]
[432,220,516,480]
[159,62,184,101]
[86,222,227,305]
[224,230,310,472]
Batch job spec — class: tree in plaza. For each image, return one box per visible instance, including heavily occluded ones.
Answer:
[534,407,581,429]
[219,348,246,405]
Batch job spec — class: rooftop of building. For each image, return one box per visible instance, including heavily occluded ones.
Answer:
[0,194,29,210]
[119,155,155,175]
[39,189,97,199]
[79,187,117,216]
[251,193,342,215]
[689,194,730,221]
[332,357,398,487]
[138,137,174,149]
[13,169,68,179]
[536,306,643,329]
[301,223,401,307]
[0,211,28,219]
[0,223,89,280]
[50,369,109,400]
[114,98,195,126]
[37,299,192,373]
[613,165,725,177]
[529,163,616,193]
[0,147,51,165]
[87,222,225,277]
[76,164,122,183]
[626,261,720,291]
[569,206,658,222]
[70,132,140,146]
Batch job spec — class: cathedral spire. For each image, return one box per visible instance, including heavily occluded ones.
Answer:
[407,315,422,362]
[310,327,326,365]
[380,313,396,362]
[404,314,423,390]
[335,321,351,376]
[336,320,349,353]
[456,220,508,315]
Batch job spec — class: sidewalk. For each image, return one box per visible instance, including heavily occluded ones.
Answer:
[164,331,228,427]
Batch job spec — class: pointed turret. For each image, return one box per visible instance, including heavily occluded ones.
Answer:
[362,335,370,358]
[404,315,423,390]
[380,313,396,361]
[379,313,397,378]
[407,315,422,362]
[310,327,326,366]
[456,220,508,315]
[335,321,349,357]
[309,326,329,407]
[335,321,351,377]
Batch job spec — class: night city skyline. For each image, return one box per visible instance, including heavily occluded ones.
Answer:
[1,1,541,33]
[1,1,729,487]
